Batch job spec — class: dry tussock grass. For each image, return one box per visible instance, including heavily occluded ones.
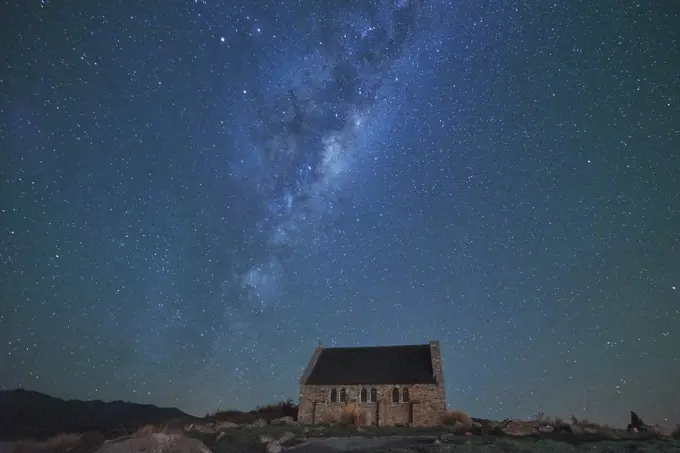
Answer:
[441,409,472,428]
[135,424,161,437]
[10,439,41,453]
[339,403,362,426]
[11,433,83,453]
[569,415,606,430]
[533,412,561,425]
[134,422,176,437]
[44,433,83,449]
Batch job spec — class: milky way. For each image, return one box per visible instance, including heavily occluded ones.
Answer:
[201,0,450,401]
[227,2,443,312]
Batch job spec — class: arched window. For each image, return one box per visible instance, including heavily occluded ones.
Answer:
[402,387,410,403]
[370,388,377,403]
[330,388,338,403]
[392,387,400,403]
[360,388,368,403]
[339,388,347,403]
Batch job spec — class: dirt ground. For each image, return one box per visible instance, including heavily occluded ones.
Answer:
[289,436,680,453]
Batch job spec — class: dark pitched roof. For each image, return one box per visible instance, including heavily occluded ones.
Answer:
[304,344,436,385]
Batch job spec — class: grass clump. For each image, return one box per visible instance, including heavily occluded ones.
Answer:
[338,404,363,426]
[441,409,472,429]
[11,432,85,453]
[134,423,177,437]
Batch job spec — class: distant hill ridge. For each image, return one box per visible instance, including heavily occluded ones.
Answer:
[0,388,197,441]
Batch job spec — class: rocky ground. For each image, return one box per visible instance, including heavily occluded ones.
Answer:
[3,416,679,453]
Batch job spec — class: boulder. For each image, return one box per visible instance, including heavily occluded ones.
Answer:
[502,419,537,437]
[279,431,296,445]
[184,423,215,435]
[266,441,283,453]
[215,421,239,431]
[438,432,458,443]
[627,411,658,433]
[628,411,645,431]
[444,421,470,435]
[271,416,297,425]
[537,425,554,434]
[564,424,585,435]
[649,424,671,437]
[598,427,622,440]
[260,435,274,444]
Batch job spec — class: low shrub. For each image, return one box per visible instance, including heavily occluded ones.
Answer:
[339,404,360,426]
[43,433,83,449]
[254,399,298,420]
[441,409,472,429]
[207,399,298,424]
[134,424,170,437]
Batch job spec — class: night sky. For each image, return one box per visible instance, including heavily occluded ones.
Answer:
[1,0,679,427]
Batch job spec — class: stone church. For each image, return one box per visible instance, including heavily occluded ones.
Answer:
[297,341,446,426]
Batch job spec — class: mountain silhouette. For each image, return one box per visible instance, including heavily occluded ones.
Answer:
[0,388,197,441]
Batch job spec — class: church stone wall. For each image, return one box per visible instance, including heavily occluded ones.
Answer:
[298,383,446,427]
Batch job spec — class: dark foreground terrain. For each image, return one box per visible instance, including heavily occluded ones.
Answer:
[1,389,678,453]
[3,423,680,453]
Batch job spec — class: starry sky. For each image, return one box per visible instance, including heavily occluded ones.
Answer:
[1,0,679,428]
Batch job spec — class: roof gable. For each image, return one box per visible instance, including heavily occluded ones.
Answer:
[304,344,436,385]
